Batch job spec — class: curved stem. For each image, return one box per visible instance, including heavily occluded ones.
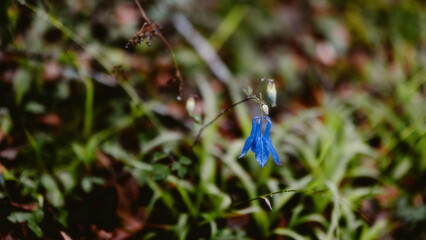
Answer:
[134,0,184,99]
[193,79,267,145]
[231,189,328,209]
[193,96,255,145]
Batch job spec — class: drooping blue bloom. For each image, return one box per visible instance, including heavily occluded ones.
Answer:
[239,116,281,167]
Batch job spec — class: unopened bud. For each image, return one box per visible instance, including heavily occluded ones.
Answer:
[262,104,269,115]
[267,79,277,107]
[186,96,195,115]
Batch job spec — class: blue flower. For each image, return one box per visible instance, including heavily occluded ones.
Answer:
[239,116,280,167]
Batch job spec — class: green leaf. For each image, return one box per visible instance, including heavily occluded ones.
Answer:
[0,108,13,134]
[172,162,188,178]
[81,176,104,193]
[28,210,44,237]
[152,152,167,162]
[71,143,87,162]
[8,210,44,237]
[274,228,308,240]
[14,68,32,104]
[8,212,32,223]
[242,88,250,97]
[179,156,191,165]
[247,86,253,95]
[41,174,64,207]
[192,114,202,123]
[25,101,46,114]
[56,170,76,194]
[153,164,170,180]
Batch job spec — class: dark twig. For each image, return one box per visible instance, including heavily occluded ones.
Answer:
[134,0,153,25]
[231,189,328,209]
[193,97,255,145]
[131,0,184,100]
[193,79,265,145]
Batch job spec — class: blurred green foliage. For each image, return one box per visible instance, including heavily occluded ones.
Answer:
[0,0,425,239]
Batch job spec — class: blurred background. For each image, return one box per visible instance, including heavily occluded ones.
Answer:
[1,0,425,239]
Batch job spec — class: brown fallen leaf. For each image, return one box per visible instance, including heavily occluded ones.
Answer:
[37,113,62,127]
[10,201,39,211]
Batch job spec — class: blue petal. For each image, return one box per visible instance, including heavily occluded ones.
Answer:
[263,116,272,138]
[255,137,267,167]
[264,117,281,165]
[262,137,271,163]
[250,118,262,153]
[240,116,280,167]
[267,138,280,165]
[239,117,260,158]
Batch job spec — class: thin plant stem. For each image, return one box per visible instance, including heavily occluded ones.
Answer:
[193,96,255,145]
[134,0,184,99]
[193,79,265,145]
[134,0,153,25]
[231,189,328,209]
[83,74,94,138]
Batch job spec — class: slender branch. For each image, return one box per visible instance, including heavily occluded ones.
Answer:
[193,80,264,145]
[231,187,372,222]
[133,0,184,99]
[193,96,255,145]
[250,78,265,97]
[231,189,328,209]
[134,0,152,25]
[156,32,184,100]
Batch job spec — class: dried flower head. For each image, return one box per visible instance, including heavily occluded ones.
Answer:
[126,22,160,48]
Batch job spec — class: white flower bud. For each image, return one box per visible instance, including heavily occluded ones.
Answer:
[186,96,195,115]
[267,80,277,107]
[262,104,269,115]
